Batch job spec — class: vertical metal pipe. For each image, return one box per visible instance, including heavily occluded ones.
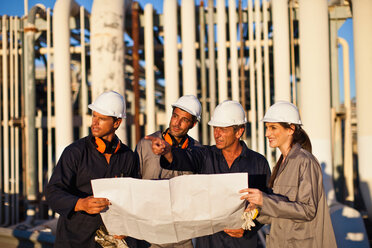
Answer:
[14,17,20,223]
[24,0,29,15]
[338,37,353,203]
[298,0,335,205]
[255,0,264,155]
[329,13,343,199]
[289,0,297,104]
[228,0,239,101]
[263,0,272,165]
[208,0,216,144]
[80,6,88,138]
[3,14,12,226]
[248,0,257,151]
[238,0,247,142]
[351,0,372,220]
[164,0,180,120]
[37,110,43,194]
[217,0,228,103]
[132,1,141,144]
[272,0,290,102]
[46,8,53,182]
[9,17,15,225]
[91,0,127,143]
[144,4,156,135]
[238,0,245,109]
[0,15,8,224]
[181,0,197,96]
[53,0,79,159]
[181,0,198,140]
[24,6,43,223]
[199,1,208,144]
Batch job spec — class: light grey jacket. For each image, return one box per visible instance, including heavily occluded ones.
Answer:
[257,143,337,248]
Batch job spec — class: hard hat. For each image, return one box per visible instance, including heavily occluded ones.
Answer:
[171,95,202,122]
[88,91,126,118]
[208,100,247,127]
[261,101,302,124]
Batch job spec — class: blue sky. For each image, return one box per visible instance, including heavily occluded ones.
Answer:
[0,0,355,102]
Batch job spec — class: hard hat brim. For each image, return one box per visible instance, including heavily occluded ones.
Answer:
[171,103,201,122]
[88,104,126,119]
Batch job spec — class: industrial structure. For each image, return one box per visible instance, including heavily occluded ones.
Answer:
[0,0,371,247]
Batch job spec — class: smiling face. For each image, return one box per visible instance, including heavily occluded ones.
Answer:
[91,111,121,141]
[265,122,294,151]
[213,126,243,150]
[168,107,196,141]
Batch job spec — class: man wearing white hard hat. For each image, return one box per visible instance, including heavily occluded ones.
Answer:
[146,100,271,248]
[46,91,140,248]
[136,95,201,248]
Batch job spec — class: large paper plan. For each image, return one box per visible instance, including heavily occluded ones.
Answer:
[91,173,248,244]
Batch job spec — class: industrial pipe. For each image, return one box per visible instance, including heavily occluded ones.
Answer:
[163,0,180,120]
[338,37,353,203]
[53,0,79,160]
[181,0,198,139]
[144,4,156,135]
[255,0,265,155]
[91,0,128,143]
[351,0,372,221]
[228,0,239,101]
[272,0,291,102]
[217,0,228,103]
[23,4,46,225]
[248,0,257,151]
[207,0,216,144]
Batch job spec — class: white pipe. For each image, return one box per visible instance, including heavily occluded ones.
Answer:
[248,0,257,151]
[263,0,273,166]
[144,4,156,135]
[228,0,239,102]
[37,110,43,193]
[298,0,336,205]
[91,0,127,143]
[217,0,228,103]
[80,6,88,138]
[181,0,197,96]
[53,0,79,160]
[9,17,15,217]
[181,0,198,140]
[46,8,53,180]
[14,17,20,222]
[255,0,264,155]
[338,37,353,203]
[352,0,372,220]
[2,15,10,199]
[208,0,216,145]
[272,0,291,102]
[164,0,180,121]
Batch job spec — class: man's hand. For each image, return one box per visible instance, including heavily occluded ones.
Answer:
[224,228,244,238]
[145,136,173,162]
[74,196,110,214]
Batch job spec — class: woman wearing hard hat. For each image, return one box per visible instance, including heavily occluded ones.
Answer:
[239,101,337,248]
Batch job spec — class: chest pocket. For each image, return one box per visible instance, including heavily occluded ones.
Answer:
[273,185,298,202]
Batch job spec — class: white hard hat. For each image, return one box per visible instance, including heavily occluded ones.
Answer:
[171,95,202,122]
[88,91,126,118]
[208,100,247,127]
[261,101,301,124]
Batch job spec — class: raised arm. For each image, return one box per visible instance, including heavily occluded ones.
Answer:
[145,135,173,162]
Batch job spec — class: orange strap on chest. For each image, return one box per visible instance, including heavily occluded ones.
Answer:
[95,137,120,154]
[162,130,189,149]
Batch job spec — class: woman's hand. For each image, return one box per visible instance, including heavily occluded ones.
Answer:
[239,188,263,207]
